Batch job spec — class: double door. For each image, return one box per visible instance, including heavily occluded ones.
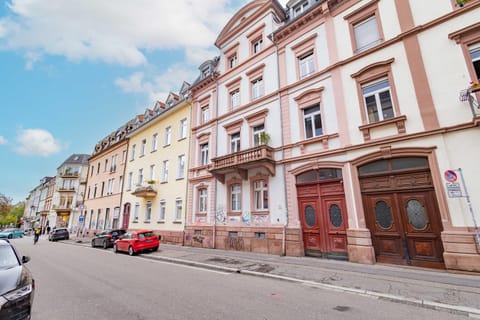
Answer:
[298,182,348,259]
[363,190,444,268]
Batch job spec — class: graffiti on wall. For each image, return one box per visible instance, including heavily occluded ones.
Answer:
[224,236,244,250]
[242,211,251,224]
[215,209,226,224]
[253,215,268,224]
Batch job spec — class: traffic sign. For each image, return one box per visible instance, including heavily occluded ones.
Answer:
[444,170,457,183]
[79,215,84,222]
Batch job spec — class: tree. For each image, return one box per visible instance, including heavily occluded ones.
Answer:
[0,193,13,217]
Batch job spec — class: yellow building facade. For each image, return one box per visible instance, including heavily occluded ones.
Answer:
[121,85,191,244]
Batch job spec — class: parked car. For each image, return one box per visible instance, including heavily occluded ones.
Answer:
[113,230,159,256]
[91,229,126,249]
[0,228,24,239]
[48,228,69,241]
[0,239,35,319]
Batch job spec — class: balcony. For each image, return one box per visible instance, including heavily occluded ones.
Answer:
[131,184,157,198]
[58,187,76,192]
[52,204,72,212]
[460,86,480,118]
[60,171,79,178]
[209,145,276,184]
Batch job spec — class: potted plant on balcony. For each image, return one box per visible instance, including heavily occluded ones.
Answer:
[456,0,471,7]
[146,179,156,185]
[258,132,271,145]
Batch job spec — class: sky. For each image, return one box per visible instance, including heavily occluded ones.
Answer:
[0,0,291,204]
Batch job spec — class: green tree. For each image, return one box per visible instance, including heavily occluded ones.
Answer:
[0,193,12,216]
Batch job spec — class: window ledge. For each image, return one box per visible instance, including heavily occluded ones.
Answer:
[176,177,185,181]
[144,220,151,224]
[196,212,207,216]
[297,133,339,152]
[251,210,269,215]
[358,115,407,141]
[173,220,183,224]
[132,220,138,223]
[163,144,171,148]
[227,212,242,216]
[157,220,165,224]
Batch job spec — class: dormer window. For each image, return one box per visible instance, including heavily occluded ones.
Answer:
[293,0,309,17]
[202,68,210,79]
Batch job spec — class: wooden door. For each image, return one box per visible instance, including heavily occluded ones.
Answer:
[299,198,324,255]
[122,203,130,230]
[364,191,444,268]
[322,197,348,256]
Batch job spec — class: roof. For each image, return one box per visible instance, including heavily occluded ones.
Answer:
[58,154,90,168]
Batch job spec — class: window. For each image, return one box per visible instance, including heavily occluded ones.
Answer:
[127,172,132,191]
[175,200,182,221]
[140,139,146,156]
[118,175,123,193]
[145,201,152,222]
[96,209,101,229]
[164,127,171,146]
[177,155,185,179]
[149,164,156,181]
[162,160,169,182]
[229,54,237,69]
[93,184,97,198]
[89,210,94,229]
[130,144,136,161]
[252,38,263,54]
[158,200,166,221]
[105,208,110,229]
[303,104,323,138]
[201,106,209,124]
[199,189,207,213]
[107,178,114,195]
[152,133,158,152]
[353,15,381,53]
[299,51,315,79]
[111,154,118,172]
[101,182,105,197]
[200,143,209,166]
[97,163,100,174]
[104,158,109,171]
[179,119,187,139]
[134,203,140,221]
[122,150,127,164]
[251,78,264,100]
[230,132,240,153]
[253,124,265,147]
[292,0,310,17]
[362,79,394,123]
[253,179,269,211]
[230,89,240,109]
[90,165,94,177]
[470,45,480,79]
[138,168,143,186]
[230,184,241,212]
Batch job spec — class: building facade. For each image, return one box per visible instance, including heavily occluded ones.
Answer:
[52,154,89,230]
[83,123,130,237]
[184,0,480,272]
[121,83,191,244]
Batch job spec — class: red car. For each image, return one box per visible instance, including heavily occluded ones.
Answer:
[113,230,159,256]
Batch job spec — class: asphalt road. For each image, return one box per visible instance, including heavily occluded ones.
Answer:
[10,236,469,320]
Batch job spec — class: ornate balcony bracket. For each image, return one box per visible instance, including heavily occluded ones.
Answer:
[210,145,276,184]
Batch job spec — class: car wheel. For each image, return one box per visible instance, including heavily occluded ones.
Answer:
[66,236,69,240]
[113,244,118,253]
[152,246,159,252]
[91,240,95,248]
[128,246,135,256]
[102,240,108,249]
[8,234,12,239]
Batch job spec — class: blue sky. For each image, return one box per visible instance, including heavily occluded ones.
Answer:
[0,0,289,203]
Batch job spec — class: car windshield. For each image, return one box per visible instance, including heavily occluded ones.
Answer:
[141,232,155,237]
[0,245,19,270]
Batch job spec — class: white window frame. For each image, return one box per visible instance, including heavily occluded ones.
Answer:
[230,89,240,109]
[253,124,265,147]
[199,189,207,213]
[251,78,264,100]
[299,51,315,79]
[127,172,132,191]
[177,154,185,179]
[137,168,143,186]
[303,104,323,138]
[201,106,209,124]
[230,132,241,153]
[134,202,140,221]
[353,15,381,53]
[145,201,152,222]
[140,139,146,156]
[152,133,158,152]
[200,143,209,166]
[164,126,172,146]
[162,160,169,182]
[252,38,263,54]
[179,119,187,139]
[230,184,241,212]
[253,179,269,211]
[149,164,156,181]
[175,199,182,221]
[362,78,395,123]
[158,200,166,222]
[130,144,136,161]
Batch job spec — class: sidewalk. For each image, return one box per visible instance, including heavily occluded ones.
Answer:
[68,236,480,318]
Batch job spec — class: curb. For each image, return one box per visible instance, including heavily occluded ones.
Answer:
[142,254,480,318]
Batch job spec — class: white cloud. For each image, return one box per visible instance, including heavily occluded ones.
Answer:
[14,129,62,157]
[0,136,7,145]
[0,0,239,66]
[115,64,198,103]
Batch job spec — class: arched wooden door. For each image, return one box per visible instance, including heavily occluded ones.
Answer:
[359,157,444,269]
[297,169,348,259]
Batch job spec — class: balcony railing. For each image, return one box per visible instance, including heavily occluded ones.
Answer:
[58,187,76,192]
[209,145,275,183]
[131,184,157,198]
[61,171,79,178]
[460,87,480,117]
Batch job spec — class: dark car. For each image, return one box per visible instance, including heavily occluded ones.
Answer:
[48,228,69,241]
[0,239,35,320]
[91,229,126,249]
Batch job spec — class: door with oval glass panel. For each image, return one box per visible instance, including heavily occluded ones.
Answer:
[299,198,323,256]
[364,191,444,268]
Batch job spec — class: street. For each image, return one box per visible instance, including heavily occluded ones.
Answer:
[10,236,469,320]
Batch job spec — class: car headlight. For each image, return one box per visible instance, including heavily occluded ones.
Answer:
[0,284,33,310]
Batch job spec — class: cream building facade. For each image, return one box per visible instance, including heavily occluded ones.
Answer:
[121,83,191,244]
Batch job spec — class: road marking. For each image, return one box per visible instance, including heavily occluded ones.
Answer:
[138,256,231,275]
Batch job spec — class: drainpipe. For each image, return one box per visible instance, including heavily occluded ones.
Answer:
[270,28,289,257]
[213,72,220,250]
